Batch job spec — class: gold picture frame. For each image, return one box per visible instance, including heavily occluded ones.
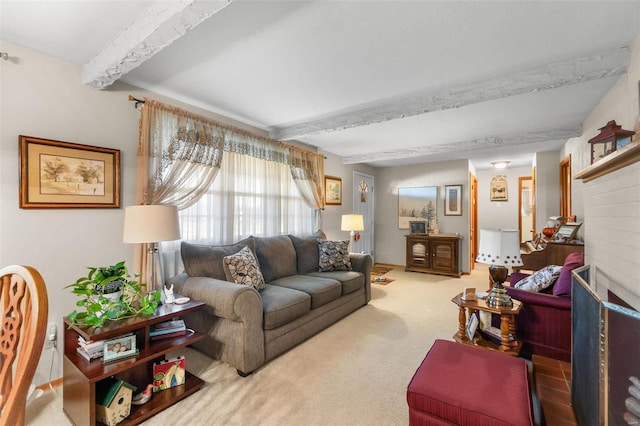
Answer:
[19,135,120,209]
[324,175,342,206]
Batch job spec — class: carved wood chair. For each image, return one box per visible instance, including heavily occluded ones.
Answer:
[0,265,48,426]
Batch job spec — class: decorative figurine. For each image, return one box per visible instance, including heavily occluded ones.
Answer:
[164,284,175,304]
[131,384,153,406]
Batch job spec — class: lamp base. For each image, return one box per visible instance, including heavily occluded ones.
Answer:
[486,265,513,308]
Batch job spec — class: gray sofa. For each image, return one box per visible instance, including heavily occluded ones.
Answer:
[167,233,372,376]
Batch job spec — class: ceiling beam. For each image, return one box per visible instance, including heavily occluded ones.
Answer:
[83,0,233,90]
[341,128,581,165]
[270,47,628,141]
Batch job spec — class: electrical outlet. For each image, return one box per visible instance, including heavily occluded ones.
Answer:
[44,323,57,349]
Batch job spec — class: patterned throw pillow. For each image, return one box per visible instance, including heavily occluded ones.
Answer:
[223,246,265,290]
[318,240,352,272]
[513,265,562,292]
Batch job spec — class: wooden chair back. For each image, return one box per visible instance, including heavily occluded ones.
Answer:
[0,265,48,426]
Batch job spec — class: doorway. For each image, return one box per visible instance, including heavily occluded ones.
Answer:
[352,171,374,260]
[469,173,478,271]
[518,176,535,242]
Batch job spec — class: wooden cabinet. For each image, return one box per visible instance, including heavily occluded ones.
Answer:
[63,299,206,426]
[514,240,584,272]
[405,234,461,277]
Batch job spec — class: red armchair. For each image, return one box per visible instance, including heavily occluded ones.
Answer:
[496,252,585,362]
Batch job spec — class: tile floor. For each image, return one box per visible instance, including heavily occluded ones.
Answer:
[532,355,577,425]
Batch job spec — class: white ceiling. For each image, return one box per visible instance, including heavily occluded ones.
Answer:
[2,0,639,169]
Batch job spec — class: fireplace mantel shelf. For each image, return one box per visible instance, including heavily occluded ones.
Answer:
[575,140,640,182]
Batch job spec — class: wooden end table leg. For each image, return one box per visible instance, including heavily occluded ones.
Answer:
[499,314,511,351]
[508,315,516,338]
[457,305,467,341]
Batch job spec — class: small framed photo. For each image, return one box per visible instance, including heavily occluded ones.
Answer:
[553,222,582,242]
[19,135,120,209]
[444,185,463,216]
[324,175,342,206]
[466,313,479,341]
[409,221,426,234]
[103,335,138,363]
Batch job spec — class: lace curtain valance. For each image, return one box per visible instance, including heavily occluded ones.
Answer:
[138,98,325,208]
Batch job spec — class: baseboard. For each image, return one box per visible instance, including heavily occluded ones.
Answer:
[37,377,63,390]
[372,262,403,269]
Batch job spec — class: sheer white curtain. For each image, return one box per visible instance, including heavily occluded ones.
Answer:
[135,99,223,285]
[137,99,323,279]
[162,150,316,276]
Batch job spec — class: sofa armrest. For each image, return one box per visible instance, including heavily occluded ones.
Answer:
[350,253,373,301]
[180,276,263,322]
[506,287,571,310]
[503,286,572,361]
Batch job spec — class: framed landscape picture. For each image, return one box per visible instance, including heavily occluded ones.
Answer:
[19,135,120,209]
[398,186,437,229]
[444,184,463,216]
[324,175,342,206]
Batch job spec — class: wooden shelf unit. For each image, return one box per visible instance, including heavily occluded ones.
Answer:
[405,234,461,277]
[63,299,206,426]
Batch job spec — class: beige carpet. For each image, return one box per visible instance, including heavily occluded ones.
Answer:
[27,265,490,426]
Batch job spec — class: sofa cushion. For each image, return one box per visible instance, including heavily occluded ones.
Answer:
[181,238,255,281]
[553,251,585,297]
[307,271,364,295]
[254,235,298,283]
[289,231,326,274]
[513,265,562,292]
[318,240,352,272]
[223,246,265,290]
[260,284,311,330]
[270,275,341,309]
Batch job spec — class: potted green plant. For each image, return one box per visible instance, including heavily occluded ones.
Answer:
[66,261,161,328]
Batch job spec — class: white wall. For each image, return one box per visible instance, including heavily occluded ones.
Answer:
[320,151,376,242]
[0,41,271,383]
[476,166,532,232]
[374,160,470,271]
[572,34,640,309]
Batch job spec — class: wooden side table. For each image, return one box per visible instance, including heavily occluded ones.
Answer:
[63,298,206,425]
[451,292,522,356]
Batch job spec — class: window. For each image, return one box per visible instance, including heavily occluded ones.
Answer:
[178,151,314,245]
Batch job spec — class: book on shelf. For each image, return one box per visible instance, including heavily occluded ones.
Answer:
[153,356,186,392]
[150,320,186,337]
[480,326,518,347]
[76,346,103,362]
[150,329,189,341]
[78,339,104,354]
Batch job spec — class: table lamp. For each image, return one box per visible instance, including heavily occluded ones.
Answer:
[123,205,181,295]
[475,229,523,307]
[341,214,364,241]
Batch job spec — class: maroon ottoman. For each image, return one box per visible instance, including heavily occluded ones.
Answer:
[407,339,534,426]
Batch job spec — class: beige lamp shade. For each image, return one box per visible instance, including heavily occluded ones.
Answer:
[122,205,181,243]
[475,229,522,267]
[341,214,364,232]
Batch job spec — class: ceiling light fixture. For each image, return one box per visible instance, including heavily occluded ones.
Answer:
[491,161,510,169]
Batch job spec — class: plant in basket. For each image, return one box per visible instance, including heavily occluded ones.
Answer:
[66,261,161,328]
